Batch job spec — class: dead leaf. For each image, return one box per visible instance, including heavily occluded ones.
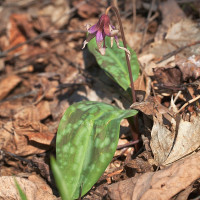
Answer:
[0,176,56,200]
[153,66,182,87]
[36,101,51,120]
[14,105,40,122]
[155,0,186,42]
[151,113,200,165]
[39,0,70,28]
[176,55,200,81]
[107,151,200,200]
[0,75,21,100]
[0,105,54,156]
[72,0,100,18]
[25,131,55,146]
[0,101,23,118]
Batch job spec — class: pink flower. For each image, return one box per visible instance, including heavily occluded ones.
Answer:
[82,14,123,55]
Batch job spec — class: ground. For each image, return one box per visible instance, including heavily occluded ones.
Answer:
[0,0,200,199]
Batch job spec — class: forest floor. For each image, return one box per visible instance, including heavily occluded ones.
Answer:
[0,0,200,199]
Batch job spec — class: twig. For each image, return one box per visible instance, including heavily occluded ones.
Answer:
[178,95,200,113]
[156,40,200,64]
[117,140,140,150]
[176,0,199,3]
[138,0,156,53]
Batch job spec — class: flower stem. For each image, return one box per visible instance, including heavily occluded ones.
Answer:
[106,6,136,103]
[106,6,140,151]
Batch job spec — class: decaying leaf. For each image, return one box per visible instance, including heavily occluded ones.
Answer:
[151,113,200,166]
[176,55,200,81]
[0,176,56,200]
[107,151,200,200]
[0,105,54,156]
[0,75,21,100]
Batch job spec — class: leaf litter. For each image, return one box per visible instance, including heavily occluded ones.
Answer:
[0,0,200,199]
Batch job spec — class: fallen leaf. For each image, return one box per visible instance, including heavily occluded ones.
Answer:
[107,151,200,200]
[176,55,200,81]
[0,105,54,156]
[0,176,56,200]
[153,66,182,87]
[72,0,100,18]
[0,75,21,100]
[151,113,200,165]
[155,0,186,41]
[36,101,51,120]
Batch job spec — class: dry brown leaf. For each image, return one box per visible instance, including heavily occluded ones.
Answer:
[153,67,182,87]
[107,151,200,200]
[39,0,70,28]
[176,55,200,81]
[72,0,100,18]
[0,176,56,200]
[36,100,51,120]
[0,75,21,100]
[25,131,55,146]
[0,101,23,118]
[151,113,200,165]
[0,105,54,156]
[175,185,193,200]
[155,0,186,42]
[14,105,40,122]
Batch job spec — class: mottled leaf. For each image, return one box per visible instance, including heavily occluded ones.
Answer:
[88,37,139,91]
[56,101,137,199]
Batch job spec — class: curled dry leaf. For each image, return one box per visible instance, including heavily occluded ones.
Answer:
[0,105,54,156]
[176,55,200,81]
[107,151,200,200]
[0,176,56,200]
[151,113,200,166]
[132,97,200,166]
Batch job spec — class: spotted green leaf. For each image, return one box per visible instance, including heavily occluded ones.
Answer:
[56,101,137,199]
[87,37,139,91]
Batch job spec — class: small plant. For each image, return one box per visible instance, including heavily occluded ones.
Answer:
[14,178,28,200]
[52,5,140,200]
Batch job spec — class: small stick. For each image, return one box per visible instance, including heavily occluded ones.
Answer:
[117,140,140,150]
[178,95,200,113]
[156,40,200,64]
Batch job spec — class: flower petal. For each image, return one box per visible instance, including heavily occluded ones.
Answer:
[86,33,96,42]
[96,47,106,55]
[88,24,98,34]
[82,33,95,49]
[96,30,104,43]
[104,23,110,36]
[82,40,88,49]
[110,29,119,37]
